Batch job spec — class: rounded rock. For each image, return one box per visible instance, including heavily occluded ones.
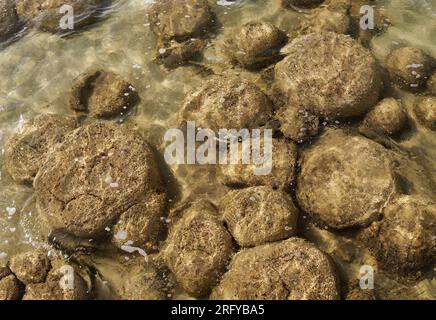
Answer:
[111,192,167,252]
[413,96,436,130]
[179,76,272,132]
[275,32,381,118]
[217,137,297,190]
[4,114,77,185]
[360,98,407,136]
[359,195,436,275]
[297,129,395,229]
[210,237,339,300]
[9,249,51,285]
[0,274,21,300]
[276,107,319,143]
[34,121,165,240]
[16,0,108,33]
[70,70,139,119]
[386,47,434,91]
[22,259,90,300]
[162,200,233,298]
[224,21,286,69]
[118,258,170,300]
[220,186,299,247]
[148,0,214,41]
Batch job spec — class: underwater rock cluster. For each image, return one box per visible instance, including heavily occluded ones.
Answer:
[1,0,435,301]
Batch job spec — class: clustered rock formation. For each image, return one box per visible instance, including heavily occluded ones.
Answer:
[1,0,435,301]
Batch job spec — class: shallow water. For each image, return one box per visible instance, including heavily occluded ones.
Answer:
[0,0,435,299]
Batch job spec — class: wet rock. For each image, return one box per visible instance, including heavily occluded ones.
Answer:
[70,70,139,119]
[118,258,170,300]
[148,0,214,41]
[275,32,381,119]
[23,258,90,300]
[156,38,206,69]
[220,186,299,247]
[0,272,21,300]
[224,21,286,69]
[179,76,272,132]
[358,195,436,275]
[217,137,298,190]
[111,192,167,252]
[345,288,376,300]
[282,0,325,8]
[34,121,166,246]
[297,129,395,229]
[386,47,434,92]
[210,237,339,300]
[148,0,214,68]
[4,114,77,185]
[360,98,407,136]
[162,200,233,297]
[289,2,351,37]
[276,106,319,143]
[413,96,436,130]
[0,0,21,42]
[9,249,51,284]
[15,0,109,34]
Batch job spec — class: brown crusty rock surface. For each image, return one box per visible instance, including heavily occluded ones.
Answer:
[220,186,299,247]
[276,32,381,119]
[162,200,233,298]
[296,129,395,229]
[210,237,339,300]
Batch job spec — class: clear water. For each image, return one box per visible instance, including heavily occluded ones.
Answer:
[0,0,435,299]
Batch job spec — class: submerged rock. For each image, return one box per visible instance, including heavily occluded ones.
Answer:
[22,258,90,300]
[0,267,21,300]
[220,186,299,247]
[276,106,319,143]
[149,0,213,41]
[33,121,167,249]
[179,76,272,132]
[360,98,407,136]
[385,47,434,92]
[9,250,51,285]
[282,0,325,8]
[162,200,233,298]
[297,129,395,229]
[0,0,21,42]
[4,114,77,185]
[224,21,286,69]
[148,0,214,68]
[275,32,381,119]
[289,2,351,37]
[117,257,170,300]
[210,237,339,300]
[70,70,139,119]
[111,192,167,252]
[358,195,436,275]
[15,0,109,34]
[155,38,206,69]
[413,96,436,130]
[217,137,298,190]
